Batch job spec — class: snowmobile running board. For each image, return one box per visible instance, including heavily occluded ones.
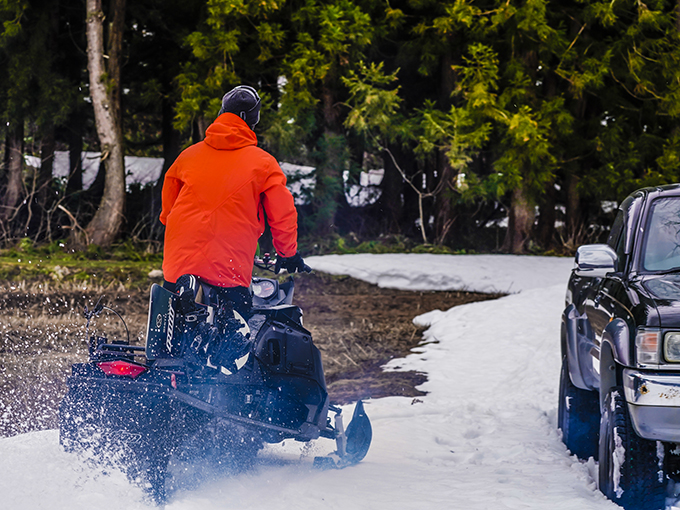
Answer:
[314,400,372,469]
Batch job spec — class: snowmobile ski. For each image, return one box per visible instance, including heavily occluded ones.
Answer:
[314,400,372,470]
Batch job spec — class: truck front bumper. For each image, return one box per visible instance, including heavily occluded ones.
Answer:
[623,369,680,442]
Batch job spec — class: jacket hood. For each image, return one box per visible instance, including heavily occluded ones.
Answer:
[204,113,257,150]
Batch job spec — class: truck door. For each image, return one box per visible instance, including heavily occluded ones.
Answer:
[584,209,628,383]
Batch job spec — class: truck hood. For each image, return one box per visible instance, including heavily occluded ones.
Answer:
[642,274,680,328]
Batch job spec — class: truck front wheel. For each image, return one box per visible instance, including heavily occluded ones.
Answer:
[598,387,666,510]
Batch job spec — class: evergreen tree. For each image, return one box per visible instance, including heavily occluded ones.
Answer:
[174,0,288,135]
[2,0,680,252]
[280,0,375,234]
[0,0,76,236]
[123,0,203,239]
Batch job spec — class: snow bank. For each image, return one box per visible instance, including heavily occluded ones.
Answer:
[306,253,575,294]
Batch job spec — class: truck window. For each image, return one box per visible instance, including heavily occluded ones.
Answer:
[642,197,680,271]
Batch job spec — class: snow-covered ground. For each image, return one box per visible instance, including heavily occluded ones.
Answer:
[0,254,649,509]
[305,253,575,293]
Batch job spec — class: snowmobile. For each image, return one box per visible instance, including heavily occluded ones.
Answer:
[58,258,372,503]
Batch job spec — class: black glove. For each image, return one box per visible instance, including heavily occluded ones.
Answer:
[275,252,312,274]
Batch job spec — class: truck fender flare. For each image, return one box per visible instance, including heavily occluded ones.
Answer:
[562,304,591,390]
[599,318,631,407]
[601,318,631,367]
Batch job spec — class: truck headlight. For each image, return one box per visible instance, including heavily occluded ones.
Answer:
[636,328,660,365]
[664,332,680,362]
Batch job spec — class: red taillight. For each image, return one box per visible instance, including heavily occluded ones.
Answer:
[98,360,147,378]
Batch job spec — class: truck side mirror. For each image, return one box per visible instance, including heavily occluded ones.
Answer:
[575,244,618,277]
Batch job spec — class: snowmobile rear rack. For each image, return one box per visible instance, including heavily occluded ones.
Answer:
[96,344,145,353]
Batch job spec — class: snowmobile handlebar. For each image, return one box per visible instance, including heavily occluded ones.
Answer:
[254,252,313,275]
[254,253,276,272]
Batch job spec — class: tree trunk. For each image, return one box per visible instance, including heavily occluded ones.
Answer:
[66,113,83,194]
[1,122,24,223]
[312,76,347,235]
[313,132,346,235]
[196,117,209,141]
[502,185,535,253]
[380,143,405,232]
[150,96,182,239]
[434,151,456,245]
[33,125,57,235]
[434,42,458,246]
[161,97,182,179]
[565,172,581,247]
[84,0,127,247]
[536,180,556,249]
[39,126,56,187]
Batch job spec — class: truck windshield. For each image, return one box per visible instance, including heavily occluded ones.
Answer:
[642,196,680,271]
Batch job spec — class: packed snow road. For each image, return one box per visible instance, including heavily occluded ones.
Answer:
[2,253,665,509]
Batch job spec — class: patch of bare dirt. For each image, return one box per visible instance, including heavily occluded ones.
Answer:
[0,273,499,437]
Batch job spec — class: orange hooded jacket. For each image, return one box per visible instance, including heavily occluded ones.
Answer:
[160,113,298,288]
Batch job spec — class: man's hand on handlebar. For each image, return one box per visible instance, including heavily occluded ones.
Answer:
[275,252,312,274]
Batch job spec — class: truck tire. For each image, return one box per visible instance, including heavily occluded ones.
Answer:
[598,387,667,510]
[558,356,600,460]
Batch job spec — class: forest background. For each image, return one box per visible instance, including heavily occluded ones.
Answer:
[2,0,680,257]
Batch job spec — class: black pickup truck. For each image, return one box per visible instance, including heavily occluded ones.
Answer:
[559,184,680,510]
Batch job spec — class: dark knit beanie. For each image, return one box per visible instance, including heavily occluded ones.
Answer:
[218,85,261,130]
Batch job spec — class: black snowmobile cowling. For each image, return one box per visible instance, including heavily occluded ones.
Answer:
[59,264,372,503]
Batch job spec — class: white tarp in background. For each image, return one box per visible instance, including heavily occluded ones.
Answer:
[280,163,384,207]
[24,154,384,206]
[345,168,383,207]
[25,152,164,191]
[280,162,316,205]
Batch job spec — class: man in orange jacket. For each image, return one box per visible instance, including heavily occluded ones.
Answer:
[159,85,310,370]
